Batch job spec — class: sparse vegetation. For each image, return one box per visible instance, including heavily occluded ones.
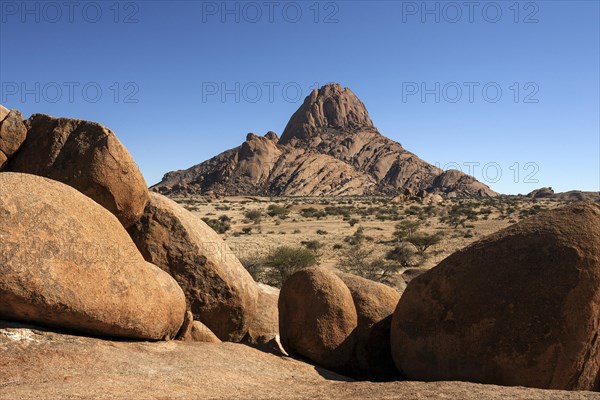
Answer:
[201,215,231,234]
[175,195,568,288]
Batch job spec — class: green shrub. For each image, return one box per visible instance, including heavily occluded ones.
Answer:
[264,246,317,287]
[201,217,231,234]
[267,204,290,218]
[385,244,416,267]
[244,210,262,224]
[301,240,324,256]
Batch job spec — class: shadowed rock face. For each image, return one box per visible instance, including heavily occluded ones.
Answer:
[127,192,258,342]
[152,83,497,197]
[391,202,600,391]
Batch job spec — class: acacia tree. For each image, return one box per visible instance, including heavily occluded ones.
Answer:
[385,243,416,267]
[407,232,444,257]
[338,244,400,283]
[393,219,422,241]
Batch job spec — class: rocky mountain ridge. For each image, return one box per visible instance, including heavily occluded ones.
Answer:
[152,84,497,197]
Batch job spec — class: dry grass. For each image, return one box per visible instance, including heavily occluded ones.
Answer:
[170,195,569,285]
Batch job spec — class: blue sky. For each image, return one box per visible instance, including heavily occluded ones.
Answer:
[1,0,598,194]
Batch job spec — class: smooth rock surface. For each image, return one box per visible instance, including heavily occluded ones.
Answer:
[279,267,357,371]
[1,321,598,400]
[245,283,279,345]
[0,173,185,340]
[8,114,149,227]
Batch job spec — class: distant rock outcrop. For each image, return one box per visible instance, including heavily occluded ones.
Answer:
[391,202,600,391]
[152,83,497,197]
[527,187,555,198]
[526,187,599,202]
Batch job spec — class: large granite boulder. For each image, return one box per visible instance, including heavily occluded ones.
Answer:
[8,114,149,227]
[336,272,401,380]
[128,192,258,342]
[0,173,185,340]
[279,267,357,371]
[391,202,600,391]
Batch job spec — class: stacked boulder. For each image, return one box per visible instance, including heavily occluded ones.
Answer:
[0,106,258,344]
[244,283,280,346]
[278,267,401,380]
[391,202,600,391]
[0,107,26,168]
[127,192,258,342]
[7,114,149,227]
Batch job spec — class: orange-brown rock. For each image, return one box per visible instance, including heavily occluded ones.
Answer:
[128,192,258,342]
[0,104,9,120]
[335,272,401,380]
[391,202,600,391]
[0,173,185,340]
[279,267,357,370]
[177,311,222,343]
[244,283,279,345]
[8,114,149,227]
[0,108,26,168]
[4,321,597,400]
[189,320,222,343]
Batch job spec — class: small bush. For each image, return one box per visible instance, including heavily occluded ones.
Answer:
[301,240,324,256]
[385,244,416,267]
[267,204,290,218]
[244,210,262,224]
[201,217,231,234]
[264,246,317,287]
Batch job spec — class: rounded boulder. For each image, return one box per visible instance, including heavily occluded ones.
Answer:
[391,202,600,391]
[279,267,357,370]
[8,114,149,227]
[0,173,186,340]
